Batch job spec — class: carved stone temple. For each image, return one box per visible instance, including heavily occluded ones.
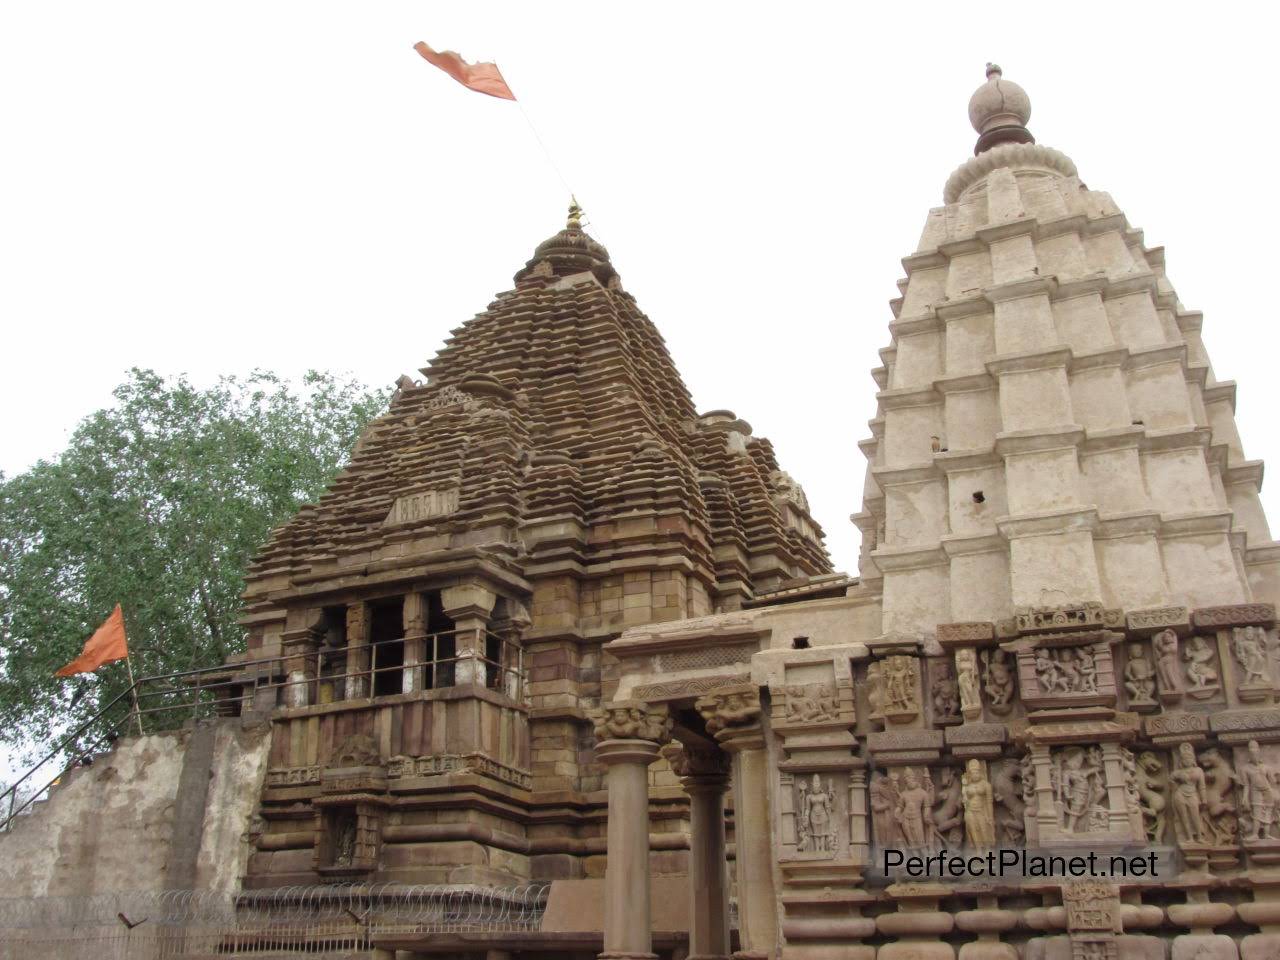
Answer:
[6,66,1280,960]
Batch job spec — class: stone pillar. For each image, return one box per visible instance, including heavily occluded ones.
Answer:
[441,583,497,687]
[344,601,370,700]
[402,592,426,694]
[665,743,732,960]
[590,700,673,960]
[280,610,324,708]
[696,683,778,960]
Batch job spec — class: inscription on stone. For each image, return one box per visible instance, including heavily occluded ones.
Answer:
[384,488,460,526]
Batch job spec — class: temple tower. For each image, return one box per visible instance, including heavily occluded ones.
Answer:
[852,63,1280,633]
[232,202,831,888]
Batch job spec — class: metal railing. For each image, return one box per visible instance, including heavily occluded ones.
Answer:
[0,883,550,958]
[1,629,524,832]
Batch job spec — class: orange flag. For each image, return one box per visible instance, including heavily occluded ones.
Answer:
[413,41,516,101]
[56,604,129,677]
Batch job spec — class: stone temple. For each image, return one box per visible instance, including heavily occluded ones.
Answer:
[4,66,1280,960]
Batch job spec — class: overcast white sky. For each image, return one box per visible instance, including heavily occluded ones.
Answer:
[2,1,1278,577]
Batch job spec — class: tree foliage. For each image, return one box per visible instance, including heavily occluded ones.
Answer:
[0,369,387,755]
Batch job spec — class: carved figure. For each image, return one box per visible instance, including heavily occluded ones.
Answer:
[797,773,837,854]
[1198,747,1238,845]
[955,649,981,717]
[882,656,920,715]
[1232,626,1272,687]
[331,734,380,768]
[866,662,884,720]
[785,683,839,723]
[1154,629,1182,695]
[1136,751,1167,843]
[962,759,996,848]
[1239,739,1280,841]
[894,767,936,848]
[1058,748,1100,833]
[980,649,1015,713]
[931,662,960,720]
[991,760,1025,845]
[696,687,760,735]
[870,773,901,844]
[1170,742,1209,845]
[932,767,964,844]
[1020,752,1037,816]
[590,700,671,743]
[1076,647,1098,693]
[333,815,357,866]
[1183,635,1219,693]
[1124,643,1156,704]
[1035,649,1065,694]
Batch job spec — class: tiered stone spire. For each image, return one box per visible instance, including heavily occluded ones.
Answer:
[853,66,1279,635]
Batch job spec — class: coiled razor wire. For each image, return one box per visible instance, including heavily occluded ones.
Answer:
[0,882,550,932]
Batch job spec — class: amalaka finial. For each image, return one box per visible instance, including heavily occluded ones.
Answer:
[567,197,582,229]
[967,63,1033,155]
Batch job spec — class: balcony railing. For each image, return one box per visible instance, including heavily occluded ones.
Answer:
[1,629,524,833]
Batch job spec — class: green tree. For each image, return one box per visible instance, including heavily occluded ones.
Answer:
[0,369,387,756]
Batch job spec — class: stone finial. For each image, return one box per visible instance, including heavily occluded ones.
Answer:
[967,62,1034,155]
[566,196,582,230]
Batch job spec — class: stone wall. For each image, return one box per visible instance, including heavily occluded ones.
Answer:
[0,720,270,897]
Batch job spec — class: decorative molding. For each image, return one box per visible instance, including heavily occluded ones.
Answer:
[385,752,533,790]
[632,672,750,701]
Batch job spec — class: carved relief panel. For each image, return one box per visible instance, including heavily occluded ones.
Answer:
[1007,633,1118,711]
[779,770,848,861]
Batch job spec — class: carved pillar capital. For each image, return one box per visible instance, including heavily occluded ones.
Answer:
[590,700,672,751]
[695,683,763,750]
[662,741,730,789]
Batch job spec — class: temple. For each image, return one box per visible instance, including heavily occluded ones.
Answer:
[4,65,1280,960]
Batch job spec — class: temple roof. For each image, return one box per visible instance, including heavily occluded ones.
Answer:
[242,205,831,620]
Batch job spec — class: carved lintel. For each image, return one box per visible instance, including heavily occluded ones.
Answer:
[936,621,996,648]
[1192,603,1276,630]
[1126,606,1190,636]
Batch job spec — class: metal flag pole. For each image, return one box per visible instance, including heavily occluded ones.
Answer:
[123,647,144,737]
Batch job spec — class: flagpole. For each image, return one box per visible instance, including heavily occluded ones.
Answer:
[124,651,144,737]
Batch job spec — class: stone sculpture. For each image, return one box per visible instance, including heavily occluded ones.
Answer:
[1239,739,1280,842]
[785,683,839,723]
[1123,642,1156,705]
[871,772,901,845]
[932,766,964,844]
[696,687,760,735]
[1232,626,1272,687]
[961,759,996,848]
[956,648,981,719]
[1197,747,1238,845]
[1135,751,1167,843]
[1153,629,1183,696]
[882,656,920,719]
[991,759,1025,845]
[980,648,1015,714]
[796,773,837,854]
[894,767,937,848]
[1057,746,1106,833]
[589,699,672,743]
[1035,646,1098,695]
[1183,635,1219,696]
[1170,742,1209,845]
[931,662,960,721]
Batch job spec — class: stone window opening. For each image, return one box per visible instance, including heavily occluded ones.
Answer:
[792,636,810,649]
[972,490,985,504]
[370,597,405,697]
[316,605,349,704]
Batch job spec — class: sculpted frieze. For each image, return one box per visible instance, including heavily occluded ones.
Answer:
[782,682,840,724]
[1183,635,1222,700]
[1231,626,1274,697]
[1013,602,1123,635]
[1122,642,1156,708]
[930,660,961,723]
[1238,740,1280,842]
[632,673,750,702]
[1192,603,1276,629]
